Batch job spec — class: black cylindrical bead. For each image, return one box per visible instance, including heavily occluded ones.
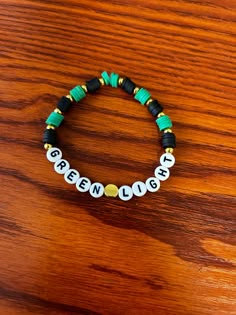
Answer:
[86,77,101,93]
[161,133,176,148]
[121,77,136,94]
[43,129,57,145]
[147,100,163,116]
[57,96,72,112]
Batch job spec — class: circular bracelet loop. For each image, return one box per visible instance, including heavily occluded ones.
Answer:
[43,71,176,201]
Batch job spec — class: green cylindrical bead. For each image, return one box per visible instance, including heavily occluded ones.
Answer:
[156,115,172,131]
[134,88,151,105]
[101,71,110,85]
[110,72,119,87]
[70,85,86,102]
[46,112,64,127]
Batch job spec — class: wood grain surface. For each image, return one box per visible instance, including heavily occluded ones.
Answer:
[0,0,236,314]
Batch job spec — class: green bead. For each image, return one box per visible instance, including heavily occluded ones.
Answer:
[110,72,119,87]
[101,71,110,85]
[46,112,64,127]
[70,85,86,102]
[134,88,151,105]
[156,115,172,131]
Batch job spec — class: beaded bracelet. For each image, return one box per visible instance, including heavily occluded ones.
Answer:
[43,71,176,201]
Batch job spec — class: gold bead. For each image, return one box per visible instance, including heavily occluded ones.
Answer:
[54,108,62,114]
[104,184,119,198]
[133,87,140,95]
[164,129,172,133]
[44,143,52,150]
[81,85,88,92]
[118,78,124,85]
[157,112,165,118]
[66,94,73,102]
[99,78,105,86]
[146,98,153,106]
[165,147,174,154]
[46,125,55,130]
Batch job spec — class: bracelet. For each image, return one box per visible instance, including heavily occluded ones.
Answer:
[43,71,176,201]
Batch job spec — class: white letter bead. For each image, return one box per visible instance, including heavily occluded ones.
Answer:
[160,153,175,168]
[89,182,104,198]
[46,147,62,163]
[145,177,160,192]
[154,166,170,181]
[132,181,147,197]
[64,169,80,184]
[54,159,70,174]
[118,185,133,201]
[76,177,91,192]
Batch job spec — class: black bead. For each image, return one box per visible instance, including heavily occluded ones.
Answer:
[57,96,72,112]
[43,129,57,145]
[121,77,136,94]
[161,133,176,148]
[86,77,101,93]
[147,100,163,116]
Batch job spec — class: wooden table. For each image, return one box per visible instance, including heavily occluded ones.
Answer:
[0,1,235,314]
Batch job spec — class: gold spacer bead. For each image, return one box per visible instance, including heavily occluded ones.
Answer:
[133,87,140,95]
[164,129,173,133]
[165,147,174,154]
[46,125,55,130]
[99,78,105,86]
[118,78,124,85]
[66,94,73,102]
[44,143,52,150]
[157,112,165,118]
[54,108,62,114]
[104,184,119,198]
[81,85,88,92]
[146,98,153,106]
